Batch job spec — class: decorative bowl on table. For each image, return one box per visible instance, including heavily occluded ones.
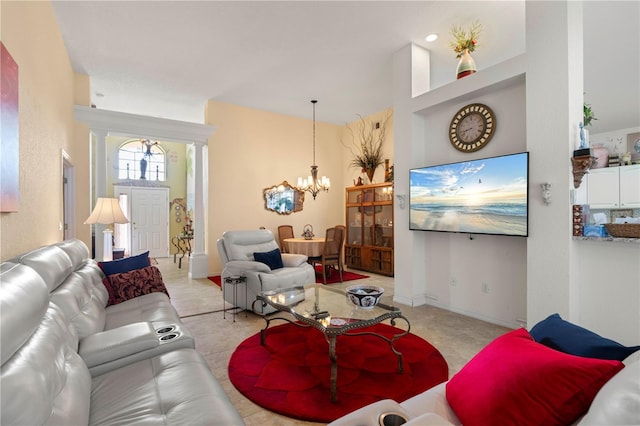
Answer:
[346,285,384,309]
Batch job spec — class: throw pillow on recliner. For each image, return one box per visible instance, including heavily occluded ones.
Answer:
[253,248,284,270]
[105,265,170,306]
[530,313,640,361]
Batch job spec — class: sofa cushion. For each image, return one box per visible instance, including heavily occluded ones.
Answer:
[106,265,169,306]
[104,293,180,331]
[98,251,150,276]
[579,352,640,425]
[446,328,624,426]
[50,271,108,339]
[89,348,244,425]
[1,303,92,425]
[254,248,284,270]
[530,313,640,361]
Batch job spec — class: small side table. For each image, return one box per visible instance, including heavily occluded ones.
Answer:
[223,275,247,322]
[171,235,193,269]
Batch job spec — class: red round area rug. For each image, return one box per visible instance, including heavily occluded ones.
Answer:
[228,322,448,423]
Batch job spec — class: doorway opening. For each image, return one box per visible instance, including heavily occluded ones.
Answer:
[62,150,76,240]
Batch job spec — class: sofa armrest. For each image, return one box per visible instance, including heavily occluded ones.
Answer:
[223,260,271,275]
[400,382,461,425]
[327,399,410,426]
[79,321,194,376]
[79,322,158,367]
[282,253,308,267]
[404,413,456,425]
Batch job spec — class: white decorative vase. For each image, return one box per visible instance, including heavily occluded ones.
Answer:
[456,49,477,79]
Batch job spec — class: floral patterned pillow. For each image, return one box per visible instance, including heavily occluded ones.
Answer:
[105,265,170,306]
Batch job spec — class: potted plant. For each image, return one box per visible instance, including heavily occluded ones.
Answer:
[344,110,392,184]
[574,101,598,157]
[583,102,597,127]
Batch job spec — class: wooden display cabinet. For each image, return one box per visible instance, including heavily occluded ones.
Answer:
[345,182,394,276]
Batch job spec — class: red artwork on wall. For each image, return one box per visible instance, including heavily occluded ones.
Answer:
[1,41,19,212]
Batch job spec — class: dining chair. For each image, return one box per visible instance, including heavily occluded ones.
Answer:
[310,226,344,284]
[277,225,295,253]
[335,224,346,258]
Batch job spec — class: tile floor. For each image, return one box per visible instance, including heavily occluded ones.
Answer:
[157,257,510,425]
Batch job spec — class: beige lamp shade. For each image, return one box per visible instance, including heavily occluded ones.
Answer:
[85,198,129,225]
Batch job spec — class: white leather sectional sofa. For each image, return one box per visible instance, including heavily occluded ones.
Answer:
[1,239,244,425]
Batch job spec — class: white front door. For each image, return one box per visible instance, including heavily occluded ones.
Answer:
[131,188,169,257]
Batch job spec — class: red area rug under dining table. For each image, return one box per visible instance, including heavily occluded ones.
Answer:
[208,266,368,287]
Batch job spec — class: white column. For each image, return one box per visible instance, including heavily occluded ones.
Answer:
[525,1,583,325]
[93,129,108,261]
[189,142,209,278]
[392,44,430,307]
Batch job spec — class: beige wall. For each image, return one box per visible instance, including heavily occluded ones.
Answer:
[206,101,347,273]
[0,2,394,267]
[73,74,92,246]
[0,1,89,260]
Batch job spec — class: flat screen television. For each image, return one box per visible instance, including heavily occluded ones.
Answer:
[409,152,529,237]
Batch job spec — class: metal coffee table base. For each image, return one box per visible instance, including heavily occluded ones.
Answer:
[254,299,410,403]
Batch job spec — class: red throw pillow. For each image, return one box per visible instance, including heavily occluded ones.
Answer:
[106,265,170,306]
[446,328,624,426]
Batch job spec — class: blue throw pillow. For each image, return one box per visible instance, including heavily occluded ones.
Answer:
[99,251,151,276]
[253,248,283,270]
[530,313,640,361]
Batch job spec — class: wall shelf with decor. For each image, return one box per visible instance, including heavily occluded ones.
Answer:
[345,182,394,276]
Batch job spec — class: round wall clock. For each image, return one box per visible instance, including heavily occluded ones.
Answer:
[449,103,497,152]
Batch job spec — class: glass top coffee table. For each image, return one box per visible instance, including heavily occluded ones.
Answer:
[253,284,410,402]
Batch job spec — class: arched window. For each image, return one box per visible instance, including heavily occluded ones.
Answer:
[118,139,166,181]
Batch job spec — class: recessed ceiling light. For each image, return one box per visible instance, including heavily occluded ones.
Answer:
[425,33,438,42]
[95,92,105,98]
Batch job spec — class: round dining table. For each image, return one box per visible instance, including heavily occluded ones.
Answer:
[283,237,325,257]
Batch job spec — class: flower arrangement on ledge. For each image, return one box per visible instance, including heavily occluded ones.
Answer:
[450,21,482,58]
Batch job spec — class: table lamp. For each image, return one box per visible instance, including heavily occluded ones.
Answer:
[85,197,129,261]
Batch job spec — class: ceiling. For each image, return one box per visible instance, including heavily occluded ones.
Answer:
[51,1,638,134]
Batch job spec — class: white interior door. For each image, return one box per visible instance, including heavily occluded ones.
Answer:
[131,188,169,257]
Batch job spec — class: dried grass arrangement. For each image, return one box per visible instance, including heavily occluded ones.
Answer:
[343,110,392,182]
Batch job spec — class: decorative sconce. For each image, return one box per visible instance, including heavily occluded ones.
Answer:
[540,183,552,205]
[395,194,407,209]
[571,155,595,189]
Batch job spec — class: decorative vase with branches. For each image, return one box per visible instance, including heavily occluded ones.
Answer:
[343,110,392,184]
[450,21,482,58]
[450,21,482,79]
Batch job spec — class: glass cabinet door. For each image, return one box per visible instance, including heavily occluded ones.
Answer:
[346,206,362,245]
[373,204,393,247]
[347,189,361,204]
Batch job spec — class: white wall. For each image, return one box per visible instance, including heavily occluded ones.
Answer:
[393,43,528,328]
[393,2,640,345]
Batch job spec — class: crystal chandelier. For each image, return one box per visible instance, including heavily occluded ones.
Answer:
[297,100,330,199]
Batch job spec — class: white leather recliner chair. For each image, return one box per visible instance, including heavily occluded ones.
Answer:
[217,229,316,314]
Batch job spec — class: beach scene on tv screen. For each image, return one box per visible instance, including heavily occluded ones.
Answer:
[410,153,528,236]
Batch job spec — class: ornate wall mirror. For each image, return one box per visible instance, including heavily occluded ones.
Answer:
[263,181,304,215]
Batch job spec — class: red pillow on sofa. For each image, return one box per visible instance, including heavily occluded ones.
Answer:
[105,265,170,306]
[446,328,624,426]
